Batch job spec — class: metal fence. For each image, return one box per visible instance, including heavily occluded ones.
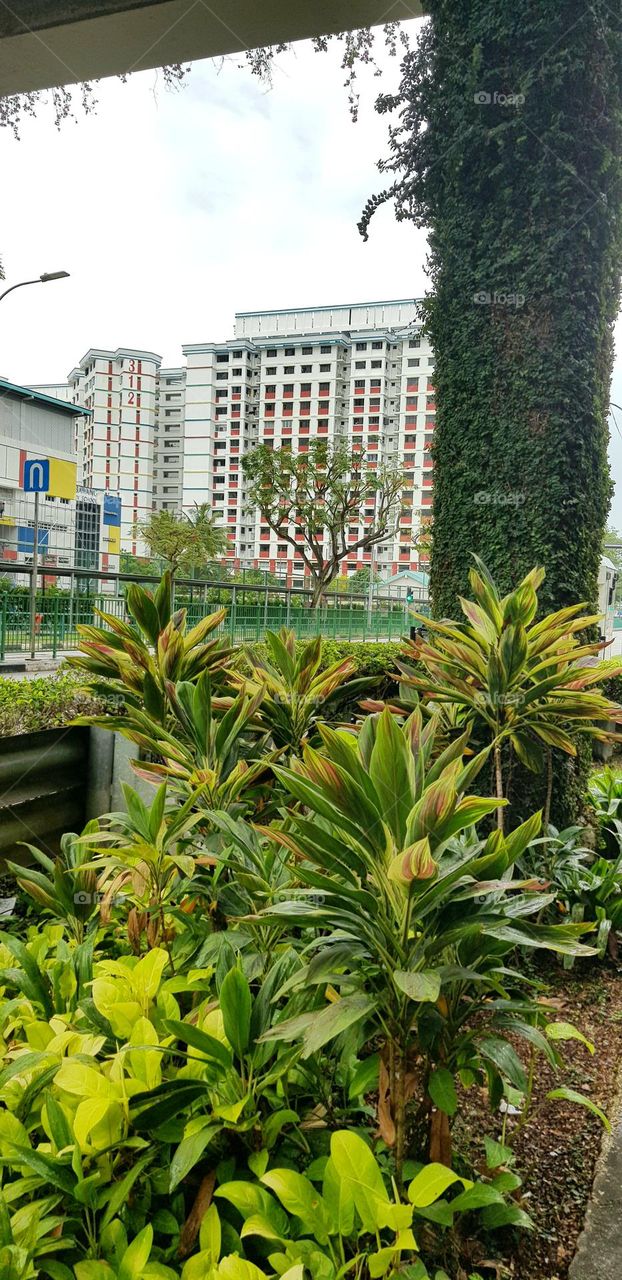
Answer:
[0,591,419,657]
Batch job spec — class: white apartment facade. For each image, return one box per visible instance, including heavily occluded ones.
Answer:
[153,367,186,512]
[67,348,161,558]
[182,299,434,583]
[28,299,435,582]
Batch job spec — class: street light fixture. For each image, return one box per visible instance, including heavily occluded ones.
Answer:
[0,270,70,304]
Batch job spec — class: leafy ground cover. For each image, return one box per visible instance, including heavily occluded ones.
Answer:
[2,565,622,1279]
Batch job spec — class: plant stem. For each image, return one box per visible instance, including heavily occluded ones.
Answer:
[494,740,504,832]
[544,747,553,830]
[394,1042,406,1188]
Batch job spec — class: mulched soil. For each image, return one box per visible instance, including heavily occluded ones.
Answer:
[452,960,622,1280]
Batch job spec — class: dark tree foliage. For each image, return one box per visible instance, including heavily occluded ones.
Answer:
[360,1,622,617]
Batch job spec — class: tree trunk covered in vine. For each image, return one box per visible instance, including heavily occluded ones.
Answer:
[360,1,622,617]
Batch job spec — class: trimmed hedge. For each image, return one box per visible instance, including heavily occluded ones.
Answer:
[0,673,103,737]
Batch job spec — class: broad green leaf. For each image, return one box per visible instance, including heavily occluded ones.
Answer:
[120,1225,154,1280]
[483,1136,513,1170]
[427,1068,457,1116]
[220,967,252,1058]
[164,1019,232,1070]
[369,708,415,846]
[330,1130,390,1233]
[302,994,375,1058]
[545,1022,594,1053]
[75,1265,116,1280]
[450,1184,504,1211]
[407,1164,470,1208]
[546,1087,610,1130]
[170,1124,220,1193]
[478,1039,527,1093]
[261,1170,330,1243]
[199,1202,221,1259]
[481,1202,533,1230]
[218,1258,271,1280]
[322,1155,355,1237]
[394,970,441,1003]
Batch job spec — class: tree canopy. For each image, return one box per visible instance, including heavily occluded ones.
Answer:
[137,504,229,580]
[242,440,404,606]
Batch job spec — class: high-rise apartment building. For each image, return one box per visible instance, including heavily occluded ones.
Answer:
[28,299,435,582]
[153,367,186,512]
[182,299,434,582]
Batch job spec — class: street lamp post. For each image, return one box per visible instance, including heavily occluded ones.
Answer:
[0,270,70,305]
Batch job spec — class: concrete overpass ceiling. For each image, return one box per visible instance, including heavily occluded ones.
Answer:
[0,0,422,96]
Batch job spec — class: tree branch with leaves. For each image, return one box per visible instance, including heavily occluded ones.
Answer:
[137,503,229,582]
[242,440,405,607]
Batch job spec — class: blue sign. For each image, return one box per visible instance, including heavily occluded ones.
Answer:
[103,494,122,526]
[17,526,49,554]
[23,459,50,493]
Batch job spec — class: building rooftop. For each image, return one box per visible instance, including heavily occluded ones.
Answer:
[0,377,90,416]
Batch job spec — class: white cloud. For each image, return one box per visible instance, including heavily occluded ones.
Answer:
[1,25,620,523]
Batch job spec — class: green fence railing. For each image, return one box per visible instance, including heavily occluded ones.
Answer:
[0,593,420,658]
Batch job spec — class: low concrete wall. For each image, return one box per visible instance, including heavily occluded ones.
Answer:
[0,726,156,868]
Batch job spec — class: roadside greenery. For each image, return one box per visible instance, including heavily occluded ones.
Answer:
[0,672,103,737]
[0,566,621,1279]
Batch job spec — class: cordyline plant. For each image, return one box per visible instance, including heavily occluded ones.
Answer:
[67,571,232,725]
[236,707,594,1180]
[229,628,370,755]
[83,671,275,826]
[399,558,622,829]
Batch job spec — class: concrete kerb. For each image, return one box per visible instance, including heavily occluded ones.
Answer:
[569,1057,622,1280]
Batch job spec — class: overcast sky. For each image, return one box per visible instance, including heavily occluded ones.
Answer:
[1,22,621,526]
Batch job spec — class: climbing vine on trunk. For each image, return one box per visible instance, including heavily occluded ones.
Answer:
[360,0,622,617]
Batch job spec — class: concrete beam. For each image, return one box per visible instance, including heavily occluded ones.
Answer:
[0,0,421,96]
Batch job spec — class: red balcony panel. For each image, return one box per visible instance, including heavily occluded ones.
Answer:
[300,388,311,398]
[407,380,419,392]
[300,404,311,416]
[283,389,294,399]
[265,389,276,400]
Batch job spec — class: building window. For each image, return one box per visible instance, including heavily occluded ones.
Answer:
[301,364,312,373]
[266,349,277,358]
[319,382,330,393]
[266,366,277,375]
[372,341,383,350]
[356,342,368,351]
[320,363,330,372]
[216,353,229,363]
[216,372,228,381]
[320,344,331,353]
[284,365,295,374]
[301,345,312,355]
[371,360,382,369]
[408,358,420,367]
[355,361,366,369]
[284,346,295,356]
[409,337,421,348]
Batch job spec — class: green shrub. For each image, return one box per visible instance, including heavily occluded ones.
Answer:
[0,671,105,736]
